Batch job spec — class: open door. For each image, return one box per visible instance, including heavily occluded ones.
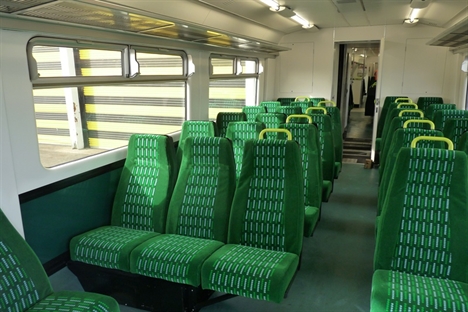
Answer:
[370,37,385,162]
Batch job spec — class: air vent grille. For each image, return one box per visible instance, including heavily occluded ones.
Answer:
[0,0,56,13]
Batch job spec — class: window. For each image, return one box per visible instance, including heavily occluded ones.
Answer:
[209,55,259,120]
[29,38,187,168]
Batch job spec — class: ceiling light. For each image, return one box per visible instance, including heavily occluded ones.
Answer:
[403,18,419,26]
[409,8,420,22]
[410,0,431,9]
[272,6,296,18]
[260,0,279,10]
[291,14,312,28]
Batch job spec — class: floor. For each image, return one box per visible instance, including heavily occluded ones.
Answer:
[343,107,373,164]
[50,163,379,312]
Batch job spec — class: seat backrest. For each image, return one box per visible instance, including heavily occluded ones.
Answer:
[260,101,281,112]
[377,129,444,215]
[377,96,408,138]
[375,147,468,283]
[458,131,468,154]
[281,122,323,209]
[226,121,265,180]
[433,109,468,131]
[276,105,302,116]
[255,112,286,138]
[215,112,247,138]
[310,97,326,106]
[426,103,456,120]
[242,106,266,122]
[166,137,236,243]
[416,96,444,113]
[227,139,304,256]
[381,109,424,148]
[443,118,468,150]
[0,208,53,311]
[177,120,216,164]
[111,134,177,232]
[292,101,312,113]
[276,97,295,106]
[307,113,335,182]
[321,106,342,163]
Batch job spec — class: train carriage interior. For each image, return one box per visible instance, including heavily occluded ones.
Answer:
[1,0,468,311]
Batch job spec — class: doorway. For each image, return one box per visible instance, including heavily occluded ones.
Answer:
[335,41,380,164]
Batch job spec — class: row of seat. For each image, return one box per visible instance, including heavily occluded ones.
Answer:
[69,133,308,306]
[370,135,468,310]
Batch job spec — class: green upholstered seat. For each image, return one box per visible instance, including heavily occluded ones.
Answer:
[201,138,304,303]
[372,146,468,311]
[426,103,456,120]
[380,108,423,152]
[305,112,335,199]
[281,121,322,237]
[130,137,236,287]
[377,129,444,216]
[276,105,302,116]
[0,209,120,312]
[176,120,216,164]
[215,112,247,137]
[242,106,266,122]
[458,131,468,154]
[317,104,343,176]
[291,101,312,114]
[376,97,408,151]
[70,134,177,272]
[277,97,295,106]
[416,96,443,114]
[443,118,468,150]
[226,121,265,180]
[433,109,468,131]
[255,112,286,139]
[310,97,326,106]
[260,101,281,112]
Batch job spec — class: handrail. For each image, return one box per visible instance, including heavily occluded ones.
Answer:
[306,107,327,114]
[403,119,435,129]
[259,128,293,140]
[395,97,413,103]
[286,114,313,124]
[317,100,336,107]
[294,96,310,102]
[397,103,418,109]
[398,109,424,117]
[411,136,454,150]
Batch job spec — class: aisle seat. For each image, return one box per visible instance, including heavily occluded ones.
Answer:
[416,96,443,113]
[433,109,468,131]
[255,112,286,139]
[70,134,177,272]
[443,118,468,149]
[276,105,302,116]
[277,97,295,106]
[215,112,246,137]
[290,101,311,114]
[226,121,265,179]
[242,106,266,122]
[201,136,304,303]
[426,103,456,120]
[130,137,236,287]
[281,118,322,236]
[260,101,281,112]
[376,96,409,148]
[380,109,424,153]
[310,97,326,106]
[458,131,468,154]
[318,101,343,174]
[0,209,120,312]
[372,143,468,311]
[177,120,216,164]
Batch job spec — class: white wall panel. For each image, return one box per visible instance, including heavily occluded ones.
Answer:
[278,42,314,95]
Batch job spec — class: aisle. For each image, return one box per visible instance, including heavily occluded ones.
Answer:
[50,163,379,312]
[343,108,373,164]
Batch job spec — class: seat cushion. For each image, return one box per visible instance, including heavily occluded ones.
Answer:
[201,244,299,303]
[322,180,333,202]
[27,290,120,312]
[130,234,224,287]
[70,226,158,272]
[304,206,320,237]
[370,270,468,312]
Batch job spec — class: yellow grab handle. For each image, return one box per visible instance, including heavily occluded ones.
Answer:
[306,107,327,114]
[410,136,454,150]
[318,100,336,107]
[403,119,435,129]
[294,96,310,102]
[398,109,424,117]
[395,97,413,103]
[397,103,418,109]
[286,114,313,124]
[259,128,293,140]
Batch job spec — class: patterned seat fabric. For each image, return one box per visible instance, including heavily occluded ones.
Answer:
[281,123,322,236]
[201,139,304,303]
[416,96,443,114]
[215,112,246,138]
[426,103,456,120]
[260,101,281,112]
[226,121,265,180]
[305,113,335,200]
[242,106,266,122]
[255,113,286,139]
[377,128,444,216]
[322,106,343,174]
[0,210,120,312]
[130,137,236,287]
[433,109,468,131]
[70,134,177,271]
[310,97,326,106]
[380,108,423,151]
[277,97,295,106]
[291,101,312,114]
[275,105,302,116]
[176,120,216,164]
[458,131,468,154]
[376,96,407,140]
[443,118,468,149]
[372,147,468,311]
